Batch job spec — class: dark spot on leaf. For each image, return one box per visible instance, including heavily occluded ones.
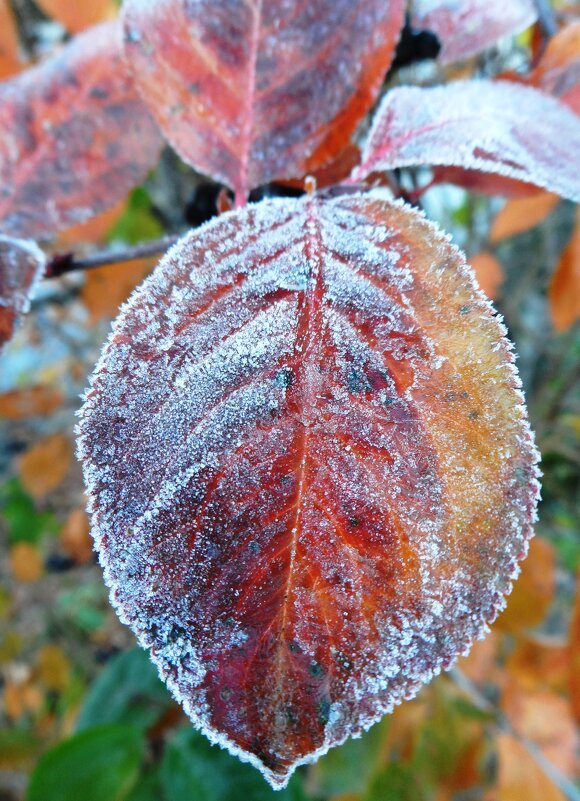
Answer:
[317,698,331,725]
[309,660,324,678]
[275,367,295,388]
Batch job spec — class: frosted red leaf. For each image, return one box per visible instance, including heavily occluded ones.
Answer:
[78,191,539,788]
[411,0,537,64]
[122,0,404,203]
[0,21,163,240]
[0,235,45,349]
[353,81,580,202]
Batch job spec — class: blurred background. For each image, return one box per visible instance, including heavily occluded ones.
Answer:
[0,1,579,800]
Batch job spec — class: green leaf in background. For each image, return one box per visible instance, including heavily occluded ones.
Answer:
[161,728,308,801]
[107,187,163,246]
[56,582,107,633]
[308,717,390,797]
[1,478,58,545]
[26,724,145,801]
[363,762,427,801]
[125,768,164,801]
[76,648,171,732]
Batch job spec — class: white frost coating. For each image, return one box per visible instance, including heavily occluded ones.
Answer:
[77,192,540,789]
[355,80,580,202]
[411,0,537,63]
[0,235,46,346]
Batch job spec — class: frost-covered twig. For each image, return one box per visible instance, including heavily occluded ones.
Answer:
[45,235,180,278]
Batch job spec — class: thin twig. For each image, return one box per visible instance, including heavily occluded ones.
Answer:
[45,235,180,278]
[451,668,580,801]
[534,0,558,38]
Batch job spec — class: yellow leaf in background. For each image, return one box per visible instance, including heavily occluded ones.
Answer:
[9,543,43,584]
[549,209,580,332]
[0,0,22,79]
[18,433,71,500]
[36,0,117,33]
[490,193,559,243]
[59,508,93,565]
[497,537,555,634]
[35,645,70,692]
[497,734,566,801]
[459,629,502,686]
[3,681,43,720]
[502,684,578,776]
[470,252,504,299]
[506,635,569,695]
[81,258,155,322]
[0,386,63,420]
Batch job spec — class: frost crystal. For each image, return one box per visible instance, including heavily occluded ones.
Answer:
[78,192,539,789]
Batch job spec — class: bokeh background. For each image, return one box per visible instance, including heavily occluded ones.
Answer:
[1,1,579,800]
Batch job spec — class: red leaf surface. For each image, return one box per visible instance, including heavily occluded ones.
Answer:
[122,0,404,203]
[411,0,537,64]
[353,81,580,202]
[0,21,163,240]
[0,235,45,348]
[78,192,539,787]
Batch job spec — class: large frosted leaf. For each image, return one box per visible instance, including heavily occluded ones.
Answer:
[122,0,404,202]
[0,235,45,349]
[354,80,580,202]
[0,21,163,239]
[78,192,539,788]
[411,0,537,64]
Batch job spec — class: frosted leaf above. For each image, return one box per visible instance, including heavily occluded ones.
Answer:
[78,191,539,788]
[354,81,580,202]
[411,0,537,64]
[0,21,162,240]
[122,0,404,202]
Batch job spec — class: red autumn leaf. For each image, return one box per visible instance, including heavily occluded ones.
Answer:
[435,26,580,198]
[411,0,537,64]
[430,167,545,199]
[78,192,539,787]
[528,22,580,116]
[122,0,404,203]
[0,235,45,349]
[0,21,163,240]
[353,81,580,202]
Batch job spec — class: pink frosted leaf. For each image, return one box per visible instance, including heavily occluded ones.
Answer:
[0,21,163,240]
[355,80,580,202]
[0,235,45,349]
[78,192,539,788]
[411,0,537,64]
[122,0,404,202]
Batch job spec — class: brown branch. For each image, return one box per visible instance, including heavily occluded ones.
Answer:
[45,235,180,278]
